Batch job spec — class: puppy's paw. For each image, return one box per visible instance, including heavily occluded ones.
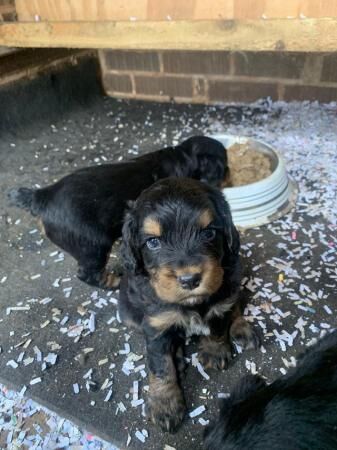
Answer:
[148,377,186,432]
[199,337,232,370]
[230,317,261,350]
[77,267,120,290]
[101,271,120,289]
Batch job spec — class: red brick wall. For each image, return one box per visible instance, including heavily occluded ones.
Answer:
[99,50,337,103]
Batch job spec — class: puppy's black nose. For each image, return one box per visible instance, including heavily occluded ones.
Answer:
[178,273,201,290]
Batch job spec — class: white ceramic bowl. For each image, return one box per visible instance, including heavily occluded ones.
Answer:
[210,134,298,229]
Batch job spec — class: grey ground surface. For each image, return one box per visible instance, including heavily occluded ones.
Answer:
[0,97,337,450]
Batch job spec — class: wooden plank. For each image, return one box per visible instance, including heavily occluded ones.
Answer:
[15,0,337,21]
[193,0,234,20]
[0,4,14,14]
[0,19,337,51]
[16,0,149,21]
[234,0,266,19]
[264,1,302,19]
[147,0,195,21]
[300,0,337,18]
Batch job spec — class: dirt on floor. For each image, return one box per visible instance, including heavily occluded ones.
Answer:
[0,94,337,449]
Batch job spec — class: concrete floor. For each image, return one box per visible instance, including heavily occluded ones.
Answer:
[0,95,337,449]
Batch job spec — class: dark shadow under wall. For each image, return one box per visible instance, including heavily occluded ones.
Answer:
[0,52,102,136]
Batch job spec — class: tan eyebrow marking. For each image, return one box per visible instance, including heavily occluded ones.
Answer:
[143,217,161,236]
[198,209,213,228]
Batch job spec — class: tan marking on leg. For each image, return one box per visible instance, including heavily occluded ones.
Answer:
[143,217,161,236]
[199,335,232,370]
[36,218,46,236]
[123,318,142,332]
[148,357,185,432]
[101,271,120,289]
[230,316,261,350]
[198,209,213,228]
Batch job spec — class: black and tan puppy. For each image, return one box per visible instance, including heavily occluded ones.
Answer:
[7,136,227,289]
[119,177,259,432]
[204,330,337,450]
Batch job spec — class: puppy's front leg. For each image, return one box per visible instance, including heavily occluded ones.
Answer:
[77,245,120,290]
[199,314,233,370]
[146,333,186,432]
[229,303,261,350]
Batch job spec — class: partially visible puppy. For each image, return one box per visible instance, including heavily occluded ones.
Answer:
[204,330,337,450]
[7,136,227,289]
[119,177,259,432]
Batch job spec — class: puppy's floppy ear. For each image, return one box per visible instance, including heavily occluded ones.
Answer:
[198,153,225,187]
[120,207,142,274]
[223,211,240,256]
[209,188,240,256]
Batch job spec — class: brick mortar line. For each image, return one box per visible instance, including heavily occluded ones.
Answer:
[229,52,235,76]
[302,53,324,84]
[104,70,337,88]
[105,90,204,104]
[204,78,210,99]
[105,90,336,105]
[158,51,164,73]
[129,73,136,94]
[97,50,108,74]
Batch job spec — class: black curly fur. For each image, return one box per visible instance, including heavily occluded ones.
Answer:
[8,136,227,289]
[204,330,337,450]
[118,177,260,432]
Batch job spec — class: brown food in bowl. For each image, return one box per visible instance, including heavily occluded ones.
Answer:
[223,142,272,187]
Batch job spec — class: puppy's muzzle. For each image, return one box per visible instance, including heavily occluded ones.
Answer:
[177,273,202,290]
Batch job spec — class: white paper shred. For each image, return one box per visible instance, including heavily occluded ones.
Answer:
[6,360,18,369]
[198,418,210,426]
[19,385,27,396]
[324,305,333,315]
[132,381,139,401]
[6,306,30,315]
[89,313,95,332]
[34,346,42,362]
[196,362,210,380]
[135,430,146,443]
[104,388,113,402]
[189,405,206,418]
[119,343,131,355]
[44,353,58,365]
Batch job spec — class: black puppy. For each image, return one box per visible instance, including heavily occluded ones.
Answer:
[119,177,259,432]
[7,136,227,289]
[204,330,337,450]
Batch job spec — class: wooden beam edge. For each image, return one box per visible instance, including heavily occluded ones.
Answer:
[0,19,336,51]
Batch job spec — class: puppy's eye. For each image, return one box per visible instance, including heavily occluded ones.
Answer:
[146,237,161,250]
[201,228,216,240]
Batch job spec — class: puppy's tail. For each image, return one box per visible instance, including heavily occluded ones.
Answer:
[7,187,36,213]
